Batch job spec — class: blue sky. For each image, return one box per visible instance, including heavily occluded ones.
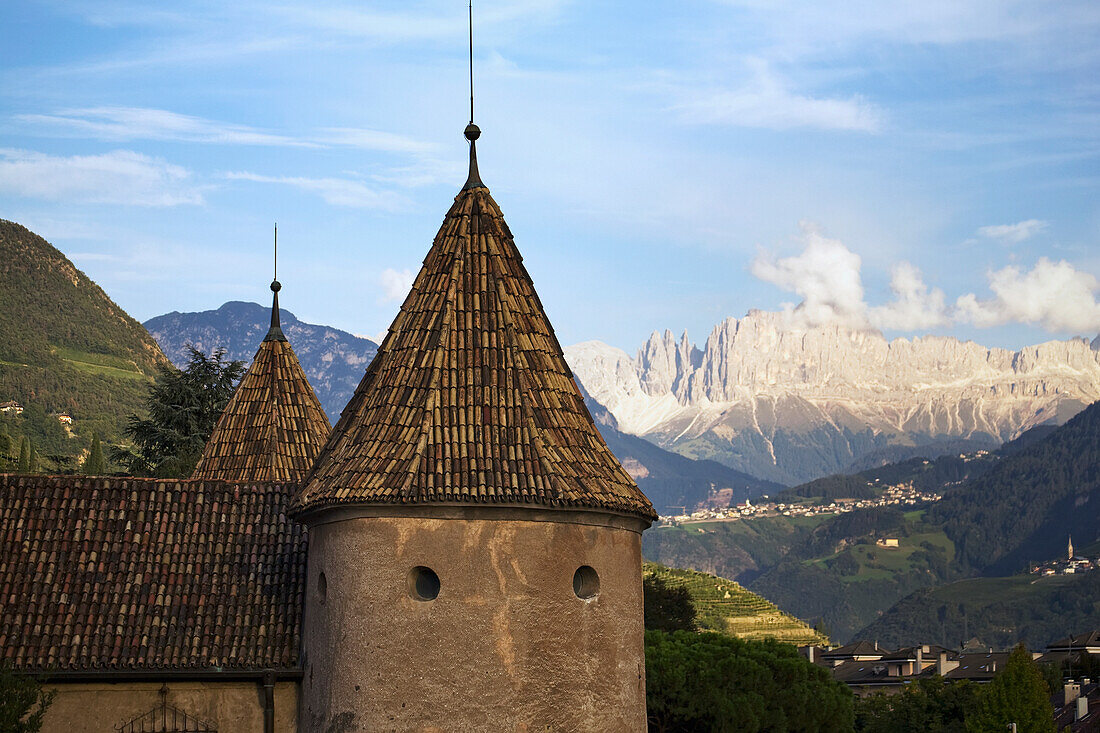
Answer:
[1,0,1099,352]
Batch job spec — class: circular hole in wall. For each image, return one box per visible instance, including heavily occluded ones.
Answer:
[573,565,600,599]
[318,571,328,603]
[408,566,440,601]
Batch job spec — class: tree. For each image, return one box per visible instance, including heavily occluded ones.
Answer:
[82,432,106,475]
[0,662,55,732]
[644,575,697,633]
[17,437,30,473]
[645,630,854,732]
[966,645,1054,733]
[0,429,11,460]
[856,677,980,733]
[113,347,244,478]
[27,443,38,473]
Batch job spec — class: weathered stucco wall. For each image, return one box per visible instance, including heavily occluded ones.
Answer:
[38,680,298,732]
[300,507,648,732]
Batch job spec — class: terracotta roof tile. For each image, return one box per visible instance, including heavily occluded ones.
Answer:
[294,174,655,521]
[0,474,304,671]
[191,299,330,483]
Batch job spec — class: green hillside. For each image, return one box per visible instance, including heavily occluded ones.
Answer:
[857,571,1100,650]
[0,219,168,470]
[643,562,828,646]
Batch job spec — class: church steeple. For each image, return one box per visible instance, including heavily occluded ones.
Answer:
[1069,534,1075,560]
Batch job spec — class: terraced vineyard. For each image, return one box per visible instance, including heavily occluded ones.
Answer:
[644,562,828,646]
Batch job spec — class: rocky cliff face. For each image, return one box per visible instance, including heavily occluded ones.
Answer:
[565,311,1100,485]
[145,302,377,421]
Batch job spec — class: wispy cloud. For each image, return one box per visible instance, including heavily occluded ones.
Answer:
[16,107,437,155]
[0,148,204,206]
[224,171,405,210]
[18,107,316,147]
[675,61,883,132]
[976,219,1048,245]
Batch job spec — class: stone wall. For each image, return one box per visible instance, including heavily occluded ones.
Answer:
[38,679,298,732]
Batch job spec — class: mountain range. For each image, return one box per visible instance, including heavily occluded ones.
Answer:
[565,310,1100,485]
[144,301,378,421]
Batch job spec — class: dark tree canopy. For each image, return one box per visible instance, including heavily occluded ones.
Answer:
[82,432,106,475]
[644,575,697,633]
[856,677,979,733]
[966,645,1055,733]
[0,663,55,733]
[645,630,854,733]
[114,347,244,478]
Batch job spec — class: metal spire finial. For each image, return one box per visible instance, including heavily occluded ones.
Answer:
[462,0,484,190]
[265,222,287,342]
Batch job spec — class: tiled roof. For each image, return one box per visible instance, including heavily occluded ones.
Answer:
[822,640,887,658]
[1050,631,1100,649]
[0,474,304,671]
[294,147,655,521]
[191,288,330,483]
[944,652,1011,681]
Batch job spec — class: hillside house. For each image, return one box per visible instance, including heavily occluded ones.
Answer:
[57,414,72,425]
[0,401,23,415]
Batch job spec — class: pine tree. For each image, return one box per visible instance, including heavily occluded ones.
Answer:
[967,645,1055,733]
[27,442,38,474]
[0,430,10,461]
[17,437,30,473]
[83,433,106,475]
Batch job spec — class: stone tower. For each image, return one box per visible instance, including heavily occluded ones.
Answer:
[191,278,331,483]
[291,126,656,731]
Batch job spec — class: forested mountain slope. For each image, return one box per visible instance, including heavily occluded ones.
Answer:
[0,219,168,466]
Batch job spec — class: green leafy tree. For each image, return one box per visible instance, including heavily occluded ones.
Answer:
[966,645,1054,733]
[82,432,106,475]
[0,429,10,459]
[113,347,244,478]
[645,630,854,732]
[17,437,30,473]
[856,677,980,733]
[0,662,56,732]
[644,575,697,633]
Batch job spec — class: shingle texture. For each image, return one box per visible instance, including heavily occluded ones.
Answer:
[0,474,304,671]
[191,323,330,483]
[294,179,655,521]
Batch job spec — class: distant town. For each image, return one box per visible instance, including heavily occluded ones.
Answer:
[658,480,943,525]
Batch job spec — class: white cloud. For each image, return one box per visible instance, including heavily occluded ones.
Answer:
[676,61,883,132]
[976,219,1048,244]
[750,224,869,329]
[955,258,1100,333]
[0,148,203,206]
[224,171,405,210]
[869,262,950,330]
[379,268,414,303]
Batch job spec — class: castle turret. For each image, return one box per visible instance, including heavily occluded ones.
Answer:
[191,278,331,483]
[291,125,656,731]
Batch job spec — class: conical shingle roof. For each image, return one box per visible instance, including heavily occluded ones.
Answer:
[191,283,331,483]
[292,135,654,521]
